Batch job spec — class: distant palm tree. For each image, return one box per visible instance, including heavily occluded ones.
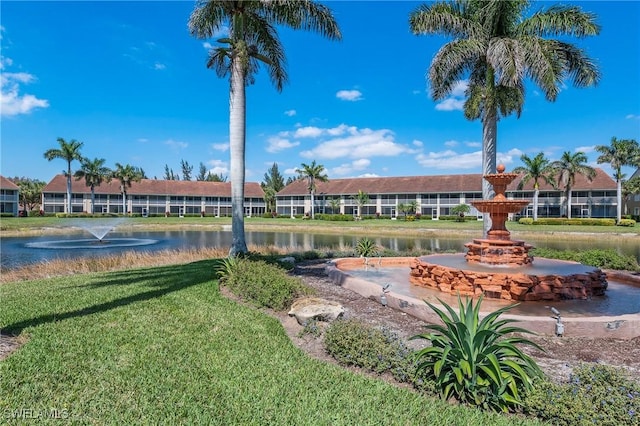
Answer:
[189,0,341,256]
[410,0,600,235]
[43,137,84,214]
[296,160,328,219]
[74,157,112,214]
[512,152,555,221]
[328,197,341,214]
[112,163,143,215]
[551,151,596,218]
[595,137,640,223]
[351,190,370,218]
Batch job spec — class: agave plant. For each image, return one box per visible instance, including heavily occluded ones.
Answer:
[214,256,239,283]
[355,237,378,257]
[411,295,544,412]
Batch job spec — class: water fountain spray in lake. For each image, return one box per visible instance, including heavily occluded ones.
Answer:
[25,218,158,250]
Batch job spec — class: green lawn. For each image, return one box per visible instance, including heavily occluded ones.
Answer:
[1,260,540,425]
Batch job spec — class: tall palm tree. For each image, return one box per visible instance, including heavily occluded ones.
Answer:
[74,157,112,214]
[512,152,555,221]
[43,137,84,214]
[189,1,341,256]
[595,137,640,223]
[410,0,600,235]
[112,163,143,215]
[296,160,328,220]
[550,151,596,219]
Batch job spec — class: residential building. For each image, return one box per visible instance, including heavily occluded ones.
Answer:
[0,176,20,216]
[42,175,266,216]
[625,168,640,218]
[275,169,617,219]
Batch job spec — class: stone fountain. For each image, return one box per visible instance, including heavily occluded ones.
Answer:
[464,164,532,266]
[409,165,608,301]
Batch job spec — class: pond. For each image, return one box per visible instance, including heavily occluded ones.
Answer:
[1,229,638,271]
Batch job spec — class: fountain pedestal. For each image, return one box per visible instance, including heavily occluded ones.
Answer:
[466,165,531,266]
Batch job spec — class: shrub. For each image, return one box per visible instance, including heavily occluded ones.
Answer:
[325,319,411,377]
[216,258,313,310]
[531,248,640,271]
[518,218,534,225]
[355,237,378,257]
[618,219,636,227]
[522,364,640,425]
[411,296,544,412]
[530,218,616,226]
[315,214,355,222]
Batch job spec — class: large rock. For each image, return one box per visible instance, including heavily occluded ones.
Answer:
[288,297,344,325]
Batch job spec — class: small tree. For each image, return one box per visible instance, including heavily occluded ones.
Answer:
[451,204,471,221]
[328,197,341,214]
[352,190,370,218]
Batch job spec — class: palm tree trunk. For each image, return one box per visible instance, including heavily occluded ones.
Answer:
[533,186,539,221]
[66,165,72,214]
[566,188,572,219]
[91,186,96,214]
[229,58,248,256]
[616,178,622,223]
[481,110,497,238]
[310,189,315,219]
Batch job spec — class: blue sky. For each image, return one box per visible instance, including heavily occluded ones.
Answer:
[1,1,639,184]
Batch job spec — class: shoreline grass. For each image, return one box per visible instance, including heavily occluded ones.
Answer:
[1,260,540,425]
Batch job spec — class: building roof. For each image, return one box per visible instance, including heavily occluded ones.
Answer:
[43,175,265,198]
[277,168,616,196]
[0,175,20,190]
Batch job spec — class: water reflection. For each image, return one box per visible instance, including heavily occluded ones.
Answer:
[1,229,637,270]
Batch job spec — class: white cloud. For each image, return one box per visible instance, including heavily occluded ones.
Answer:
[336,89,363,101]
[626,114,640,120]
[434,80,468,112]
[154,63,166,70]
[284,168,298,175]
[450,80,468,97]
[203,42,214,50]
[266,136,300,153]
[212,142,229,152]
[0,63,49,117]
[412,140,423,147]
[137,138,149,143]
[331,159,370,176]
[465,141,482,148]
[435,98,465,111]
[294,126,323,138]
[358,173,379,178]
[575,145,595,154]
[165,139,188,150]
[284,109,296,117]
[415,148,520,170]
[207,159,228,175]
[300,127,415,160]
[444,140,459,147]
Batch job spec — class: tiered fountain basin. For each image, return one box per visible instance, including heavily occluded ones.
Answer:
[327,257,640,339]
[410,254,608,301]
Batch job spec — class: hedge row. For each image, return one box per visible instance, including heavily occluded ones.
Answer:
[518,218,618,226]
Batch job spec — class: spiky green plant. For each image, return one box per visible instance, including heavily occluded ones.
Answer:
[355,237,378,257]
[411,295,544,412]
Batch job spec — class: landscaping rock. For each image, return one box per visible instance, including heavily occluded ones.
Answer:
[288,297,344,325]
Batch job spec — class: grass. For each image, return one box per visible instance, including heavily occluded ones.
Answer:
[1,260,541,425]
